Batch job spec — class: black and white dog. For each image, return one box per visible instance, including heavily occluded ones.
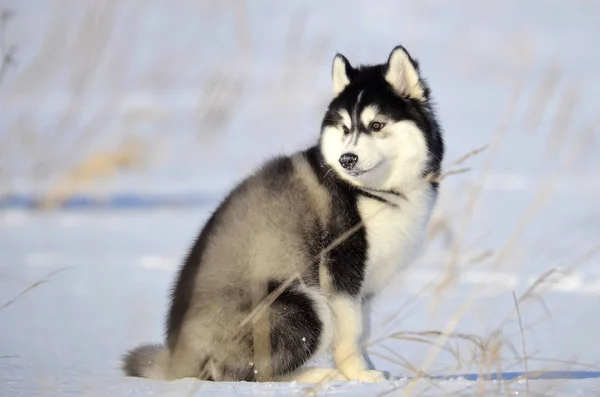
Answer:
[123,45,444,383]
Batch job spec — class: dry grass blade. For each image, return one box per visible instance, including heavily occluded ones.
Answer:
[545,79,579,155]
[522,65,562,134]
[396,96,523,394]
[430,83,523,305]
[387,335,461,364]
[320,219,367,256]
[517,268,559,305]
[512,290,529,394]
[0,267,73,311]
[480,82,593,334]
[514,243,600,328]
[523,356,600,371]
[0,7,16,87]
[238,271,303,330]
[564,243,600,272]
[400,289,483,397]
[251,281,273,382]
[375,345,422,375]
[467,250,493,265]
[369,349,455,395]
[426,168,471,184]
[424,143,488,185]
[449,145,489,167]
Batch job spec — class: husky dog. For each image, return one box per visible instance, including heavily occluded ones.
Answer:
[123,45,444,383]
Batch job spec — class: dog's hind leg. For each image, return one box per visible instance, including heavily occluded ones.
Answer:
[165,326,214,380]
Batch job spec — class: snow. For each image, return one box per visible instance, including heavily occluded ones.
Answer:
[1,0,600,395]
[1,203,599,396]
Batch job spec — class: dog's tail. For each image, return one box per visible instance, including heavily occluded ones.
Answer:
[122,344,170,380]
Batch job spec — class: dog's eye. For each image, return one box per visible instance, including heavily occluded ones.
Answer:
[369,121,385,132]
[342,125,350,134]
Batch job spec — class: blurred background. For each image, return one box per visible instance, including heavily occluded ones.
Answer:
[0,0,599,395]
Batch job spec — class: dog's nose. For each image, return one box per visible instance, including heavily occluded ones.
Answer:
[339,153,358,170]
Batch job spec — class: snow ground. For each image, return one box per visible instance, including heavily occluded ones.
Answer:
[1,206,600,396]
[1,0,600,396]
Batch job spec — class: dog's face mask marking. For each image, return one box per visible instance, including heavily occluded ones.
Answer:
[321,46,441,190]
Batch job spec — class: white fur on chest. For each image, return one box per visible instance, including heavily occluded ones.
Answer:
[358,184,436,296]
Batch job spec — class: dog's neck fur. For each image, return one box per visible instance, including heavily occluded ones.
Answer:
[381,166,428,195]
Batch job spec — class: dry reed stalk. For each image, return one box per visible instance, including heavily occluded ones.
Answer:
[0,267,72,311]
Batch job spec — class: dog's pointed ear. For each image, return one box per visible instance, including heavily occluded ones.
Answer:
[332,53,353,96]
[385,46,425,100]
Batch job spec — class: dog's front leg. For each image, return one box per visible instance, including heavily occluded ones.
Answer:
[330,295,386,382]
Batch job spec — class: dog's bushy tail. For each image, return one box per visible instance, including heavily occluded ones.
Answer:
[122,344,169,380]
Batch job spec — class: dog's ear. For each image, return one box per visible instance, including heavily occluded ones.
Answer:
[332,53,353,96]
[385,46,425,100]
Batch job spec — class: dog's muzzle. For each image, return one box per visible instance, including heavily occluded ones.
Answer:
[339,153,358,170]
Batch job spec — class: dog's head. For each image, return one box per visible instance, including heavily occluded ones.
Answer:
[319,46,444,190]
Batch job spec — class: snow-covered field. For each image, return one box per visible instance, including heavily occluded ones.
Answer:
[1,0,600,396]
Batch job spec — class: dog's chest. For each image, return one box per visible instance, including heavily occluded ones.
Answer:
[358,186,435,295]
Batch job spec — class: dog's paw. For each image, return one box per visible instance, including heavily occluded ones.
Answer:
[349,370,387,383]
